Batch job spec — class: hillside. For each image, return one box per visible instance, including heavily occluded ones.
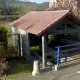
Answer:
[0,0,49,21]
[0,1,49,15]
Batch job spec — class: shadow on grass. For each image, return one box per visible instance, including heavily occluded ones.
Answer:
[4,57,32,79]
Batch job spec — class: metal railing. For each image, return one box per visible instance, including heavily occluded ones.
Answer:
[56,43,80,66]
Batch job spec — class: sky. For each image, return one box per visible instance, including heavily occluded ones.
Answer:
[20,0,49,3]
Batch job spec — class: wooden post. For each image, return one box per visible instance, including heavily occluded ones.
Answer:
[65,52,67,62]
[19,34,23,57]
[42,33,47,68]
[26,32,31,62]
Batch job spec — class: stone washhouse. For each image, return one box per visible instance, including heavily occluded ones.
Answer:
[9,10,80,68]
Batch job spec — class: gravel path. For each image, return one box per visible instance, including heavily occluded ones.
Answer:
[15,62,80,80]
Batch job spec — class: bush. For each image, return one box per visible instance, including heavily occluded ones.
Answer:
[0,24,8,49]
[0,58,9,74]
[0,25,9,74]
[0,43,6,58]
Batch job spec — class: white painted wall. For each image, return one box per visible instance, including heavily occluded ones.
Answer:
[12,27,18,46]
[12,28,30,60]
[18,29,26,35]
[12,27,27,47]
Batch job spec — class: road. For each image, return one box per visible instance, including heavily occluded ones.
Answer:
[55,72,80,80]
[15,62,80,80]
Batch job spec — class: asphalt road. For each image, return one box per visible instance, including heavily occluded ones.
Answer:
[15,62,80,80]
[56,72,80,80]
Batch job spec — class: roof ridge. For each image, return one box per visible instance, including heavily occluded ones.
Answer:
[30,10,69,13]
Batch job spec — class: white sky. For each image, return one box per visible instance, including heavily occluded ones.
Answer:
[20,0,49,3]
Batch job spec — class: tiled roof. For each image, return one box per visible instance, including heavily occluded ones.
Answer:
[9,10,80,36]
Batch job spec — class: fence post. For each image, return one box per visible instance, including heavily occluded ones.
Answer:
[57,46,60,66]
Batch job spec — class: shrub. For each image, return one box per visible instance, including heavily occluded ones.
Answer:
[0,43,9,75]
[0,25,9,74]
[0,43,6,58]
[0,58,9,74]
[0,24,8,47]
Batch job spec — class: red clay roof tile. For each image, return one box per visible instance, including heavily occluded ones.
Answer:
[9,10,80,36]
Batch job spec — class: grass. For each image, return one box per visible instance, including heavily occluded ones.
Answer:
[3,58,32,80]
[0,15,20,18]
[30,46,39,53]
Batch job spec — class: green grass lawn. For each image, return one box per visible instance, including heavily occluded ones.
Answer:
[3,58,32,80]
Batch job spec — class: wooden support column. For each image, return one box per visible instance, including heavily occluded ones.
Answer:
[19,33,23,57]
[42,33,47,68]
[26,32,31,62]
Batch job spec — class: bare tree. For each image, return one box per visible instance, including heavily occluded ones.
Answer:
[77,0,80,16]
[49,0,80,16]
